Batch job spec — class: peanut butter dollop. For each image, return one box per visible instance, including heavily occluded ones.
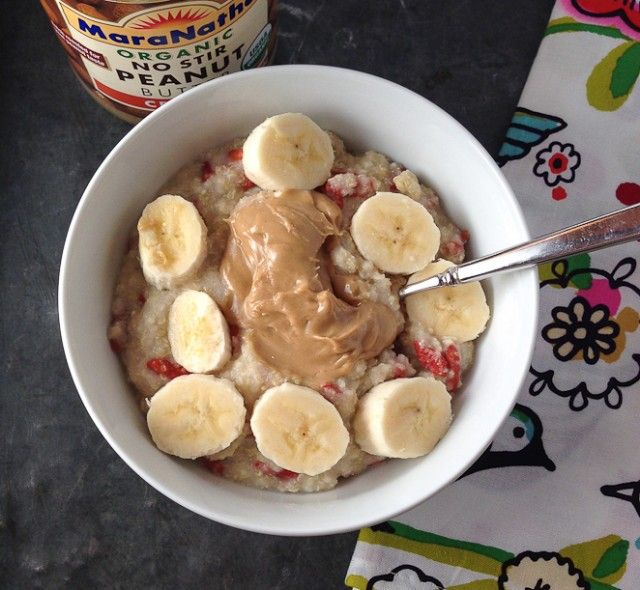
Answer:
[221,190,401,385]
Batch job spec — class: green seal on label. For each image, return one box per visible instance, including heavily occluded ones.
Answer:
[242,23,272,70]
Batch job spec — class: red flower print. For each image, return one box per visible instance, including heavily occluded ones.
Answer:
[552,187,568,201]
[571,0,640,34]
[616,182,640,205]
[533,142,581,187]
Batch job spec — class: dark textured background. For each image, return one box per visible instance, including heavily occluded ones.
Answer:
[0,1,554,587]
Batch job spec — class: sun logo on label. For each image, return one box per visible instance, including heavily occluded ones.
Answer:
[130,9,212,30]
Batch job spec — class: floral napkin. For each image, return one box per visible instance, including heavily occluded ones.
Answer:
[346,2,640,588]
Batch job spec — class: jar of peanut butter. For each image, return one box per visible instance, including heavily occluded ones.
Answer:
[40,0,278,123]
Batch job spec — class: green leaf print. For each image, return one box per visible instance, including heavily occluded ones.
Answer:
[544,17,640,112]
[610,43,640,98]
[587,42,640,111]
[538,253,592,289]
[592,539,630,580]
[344,573,368,589]
[353,525,628,588]
[560,535,629,585]
[545,17,630,41]
[448,580,498,590]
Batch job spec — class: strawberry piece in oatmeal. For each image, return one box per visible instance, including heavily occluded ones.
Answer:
[201,161,214,182]
[393,366,407,378]
[443,344,462,392]
[351,174,376,199]
[241,176,255,190]
[442,229,469,259]
[321,180,345,208]
[413,340,462,392]
[254,460,299,480]
[227,148,243,162]
[203,458,225,476]
[442,239,465,258]
[109,338,124,354]
[392,353,416,378]
[108,321,126,354]
[146,357,190,380]
[413,341,449,377]
[321,382,342,402]
[228,323,241,353]
[322,172,377,206]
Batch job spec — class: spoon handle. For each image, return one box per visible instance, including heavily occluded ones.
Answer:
[400,203,640,297]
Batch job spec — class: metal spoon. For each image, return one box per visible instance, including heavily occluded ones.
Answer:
[399,203,640,298]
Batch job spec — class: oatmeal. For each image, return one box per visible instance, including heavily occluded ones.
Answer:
[108,113,489,492]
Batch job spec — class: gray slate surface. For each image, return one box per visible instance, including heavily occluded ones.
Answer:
[0,1,553,588]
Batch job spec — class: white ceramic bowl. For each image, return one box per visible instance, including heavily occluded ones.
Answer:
[59,65,538,536]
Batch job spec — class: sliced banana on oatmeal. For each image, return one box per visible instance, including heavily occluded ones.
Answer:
[350,192,440,274]
[242,113,334,190]
[406,259,490,342]
[353,377,452,459]
[250,383,350,476]
[147,374,246,460]
[168,290,231,374]
[138,194,207,290]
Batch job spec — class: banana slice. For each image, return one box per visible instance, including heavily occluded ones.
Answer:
[138,194,207,290]
[250,383,350,476]
[406,259,490,342]
[168,290,231,374]
[350,192,440,274]
[242,113,334,190]
[147,374,246,459]
[353,376,451,458]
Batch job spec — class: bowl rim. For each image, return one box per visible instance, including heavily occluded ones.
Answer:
[59,64,539,535]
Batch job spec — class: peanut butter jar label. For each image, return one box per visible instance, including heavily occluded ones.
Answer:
[46,0,274,120]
